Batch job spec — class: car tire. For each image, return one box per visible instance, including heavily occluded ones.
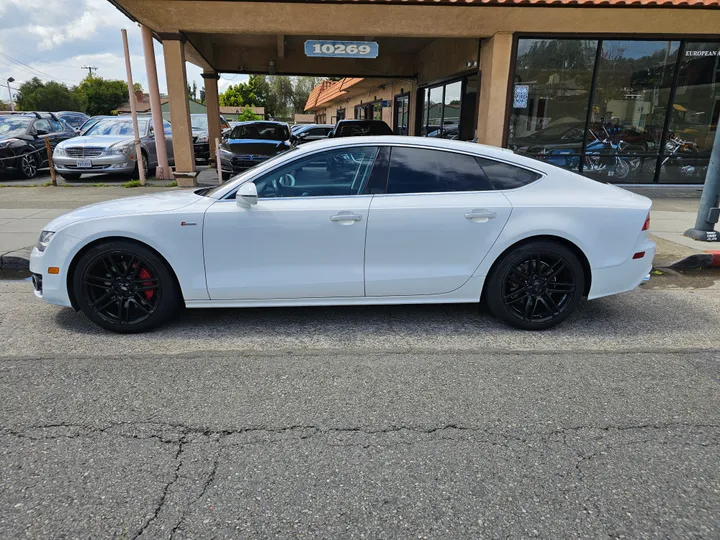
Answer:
[485,241,585,331]
[72,240,181,334]
[20,152,39,179]
[130,152,149,180]
[60,173,81,181]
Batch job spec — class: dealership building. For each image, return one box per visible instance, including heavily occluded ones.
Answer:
[110,0,720,186]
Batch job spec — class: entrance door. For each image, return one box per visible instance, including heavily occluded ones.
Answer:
[203,146,380,300]
[364,146,512,297]
[393,94,410,135]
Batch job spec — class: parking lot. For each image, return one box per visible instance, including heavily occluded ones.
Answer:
[1,271,719,538]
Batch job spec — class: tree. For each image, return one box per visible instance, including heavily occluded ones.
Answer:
[15,77,83,112]
[267,76,293,119]
[219,75,274,115]
[238,105,260,121]
[199,87,206,105]
[133,82,143,93]
[219,84,245,107]
[75,76,128,116]
[188,81,197,101]
[292,76,322,114]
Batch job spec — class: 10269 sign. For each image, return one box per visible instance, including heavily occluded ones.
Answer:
[305,40,379,59]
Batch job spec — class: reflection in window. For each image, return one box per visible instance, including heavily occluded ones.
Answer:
[254,147,379,199]
[508,39,598,171]
[585,40,678,183]
[660,42,720,184]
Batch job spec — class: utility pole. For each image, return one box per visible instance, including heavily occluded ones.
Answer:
[685,125,720,242]
[81,65,98,77]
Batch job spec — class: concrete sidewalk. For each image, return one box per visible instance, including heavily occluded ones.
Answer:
[0,184,718,270]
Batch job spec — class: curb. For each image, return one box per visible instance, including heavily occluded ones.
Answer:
[0,248,31,272]
[668,250,720,270]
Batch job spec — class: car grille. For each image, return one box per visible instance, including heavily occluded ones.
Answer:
[65,147,104,158]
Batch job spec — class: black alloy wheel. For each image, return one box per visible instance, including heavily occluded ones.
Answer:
[20,153,38,179]
[486,241,584,330]
[73,241,180,333]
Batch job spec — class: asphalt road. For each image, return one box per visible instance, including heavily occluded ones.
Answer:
[1,273,719,539]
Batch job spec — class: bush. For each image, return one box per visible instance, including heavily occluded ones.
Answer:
[122,180,143,188]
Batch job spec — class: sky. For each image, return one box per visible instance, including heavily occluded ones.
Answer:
[0,0,248,105]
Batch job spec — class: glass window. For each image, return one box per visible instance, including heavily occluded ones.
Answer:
[86,118,149,136]
[460,75,479,141]
[659,42,720,184]
[582,40,679,182]
[229,122,289,141]
[394,94,409,135]
[387,147,491,194]
[427,87,443,135]
[508,39,598,170]
[253,146,379,199]
[476,158,542,190]
[163,120,172,135]
[34,119,51,133]
[49,118,65,133]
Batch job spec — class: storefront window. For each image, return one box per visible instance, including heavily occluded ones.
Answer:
[418,77,476,141]
[460,75,479,141]
[507,38,719,184]
[427,86,443,133]
[659,42,720,184]
[586,40,678,183]
[394,94,410,135]
[508,38,598,171]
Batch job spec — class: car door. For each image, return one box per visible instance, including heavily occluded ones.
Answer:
[364,146,513,297]
[29,118,53,167]
[203,145,381,300]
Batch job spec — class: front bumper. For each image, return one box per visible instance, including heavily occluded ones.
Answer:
[54,154,135,174]
[194,143,210,161]
[29,233,80,308]
[220,154,272,174]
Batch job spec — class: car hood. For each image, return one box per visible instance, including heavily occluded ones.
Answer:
[58,135,133,149]
[45,190,203,233]
[224,139,287,155]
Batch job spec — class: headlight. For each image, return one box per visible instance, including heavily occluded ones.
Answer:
[109,144,133,156]
[54,146,66,156]
[36,230,55,252]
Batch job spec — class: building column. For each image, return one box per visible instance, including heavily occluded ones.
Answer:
[407,81,418,137]
[141,25,171,180]
[476,32,513,147]
[202,72,221,163]
[161,35,197,186]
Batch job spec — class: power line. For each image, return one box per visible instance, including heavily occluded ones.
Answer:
[81,65,98,77]
[0,51,77,84]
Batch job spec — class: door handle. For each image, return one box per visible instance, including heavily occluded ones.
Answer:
[465,209,496,221]
[330,213,362,223]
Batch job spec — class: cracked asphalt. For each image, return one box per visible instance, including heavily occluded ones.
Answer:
[1,274,719,539]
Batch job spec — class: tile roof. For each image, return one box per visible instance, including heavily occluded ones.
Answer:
[305,78,366,111]
[273,0,719,6]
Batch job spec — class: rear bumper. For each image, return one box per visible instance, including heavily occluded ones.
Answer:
[588,240,656,300]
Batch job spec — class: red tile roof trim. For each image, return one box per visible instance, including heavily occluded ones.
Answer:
[255,0,719,7]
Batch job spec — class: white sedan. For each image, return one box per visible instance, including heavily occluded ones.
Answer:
[30,136,654,333]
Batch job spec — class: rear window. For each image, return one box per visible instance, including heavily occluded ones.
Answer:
[338,122,393,137]
[475,157,541,190]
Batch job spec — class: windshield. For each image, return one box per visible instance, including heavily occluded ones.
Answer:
[337,122,393,137]
[229,123,289,141]
[59,115,86,128]
[191,115,208,131]
[203,146,300,198]
[86,118,149,136]
[0,117,31,137]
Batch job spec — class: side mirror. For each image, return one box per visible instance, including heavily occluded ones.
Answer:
[35,129,49,136]
[236,182,258,208]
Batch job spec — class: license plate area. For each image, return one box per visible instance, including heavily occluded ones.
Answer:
[77,160,92,168]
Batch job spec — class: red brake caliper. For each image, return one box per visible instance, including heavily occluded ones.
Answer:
[138,267,154,301]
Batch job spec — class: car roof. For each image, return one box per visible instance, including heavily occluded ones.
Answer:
[336,120,388,124]
[234,120,289,126]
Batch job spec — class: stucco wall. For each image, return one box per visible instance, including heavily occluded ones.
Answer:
[415,39,479,86]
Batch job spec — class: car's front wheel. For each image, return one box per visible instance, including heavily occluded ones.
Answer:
[20,153,39,179]
[72,241,181,333]
[485,241,584,330]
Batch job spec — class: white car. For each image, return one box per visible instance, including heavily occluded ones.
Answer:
[30,136,654,333]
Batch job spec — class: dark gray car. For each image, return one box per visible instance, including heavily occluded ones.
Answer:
[53,116,175,180]
[291,124,334,145]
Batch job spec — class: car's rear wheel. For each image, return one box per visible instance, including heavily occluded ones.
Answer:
[486,241,584,330]
[72,241,181,333]
[20,153,38,179]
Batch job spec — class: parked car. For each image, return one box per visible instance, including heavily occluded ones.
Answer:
[218,121,292,178]
[190,114,231,162]
[55,111,90,133]
[53,115,174,180]
[0,112,77,179]
[328,119,393,138]
[30,136,654,334]
[291,124,334,145]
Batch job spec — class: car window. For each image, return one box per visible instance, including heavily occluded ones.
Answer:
[34,119,51,133]
[386,147,492,194]
[163,120,172,135]
[252,146,379,199]
[338,122,392,137]
[49,118,65,132]
[308,128,328,136]
[475,157,542,190]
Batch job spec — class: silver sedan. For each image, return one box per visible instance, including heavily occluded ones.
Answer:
[53,116,175,180]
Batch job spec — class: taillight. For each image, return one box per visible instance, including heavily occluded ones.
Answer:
[642,213,650,231]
